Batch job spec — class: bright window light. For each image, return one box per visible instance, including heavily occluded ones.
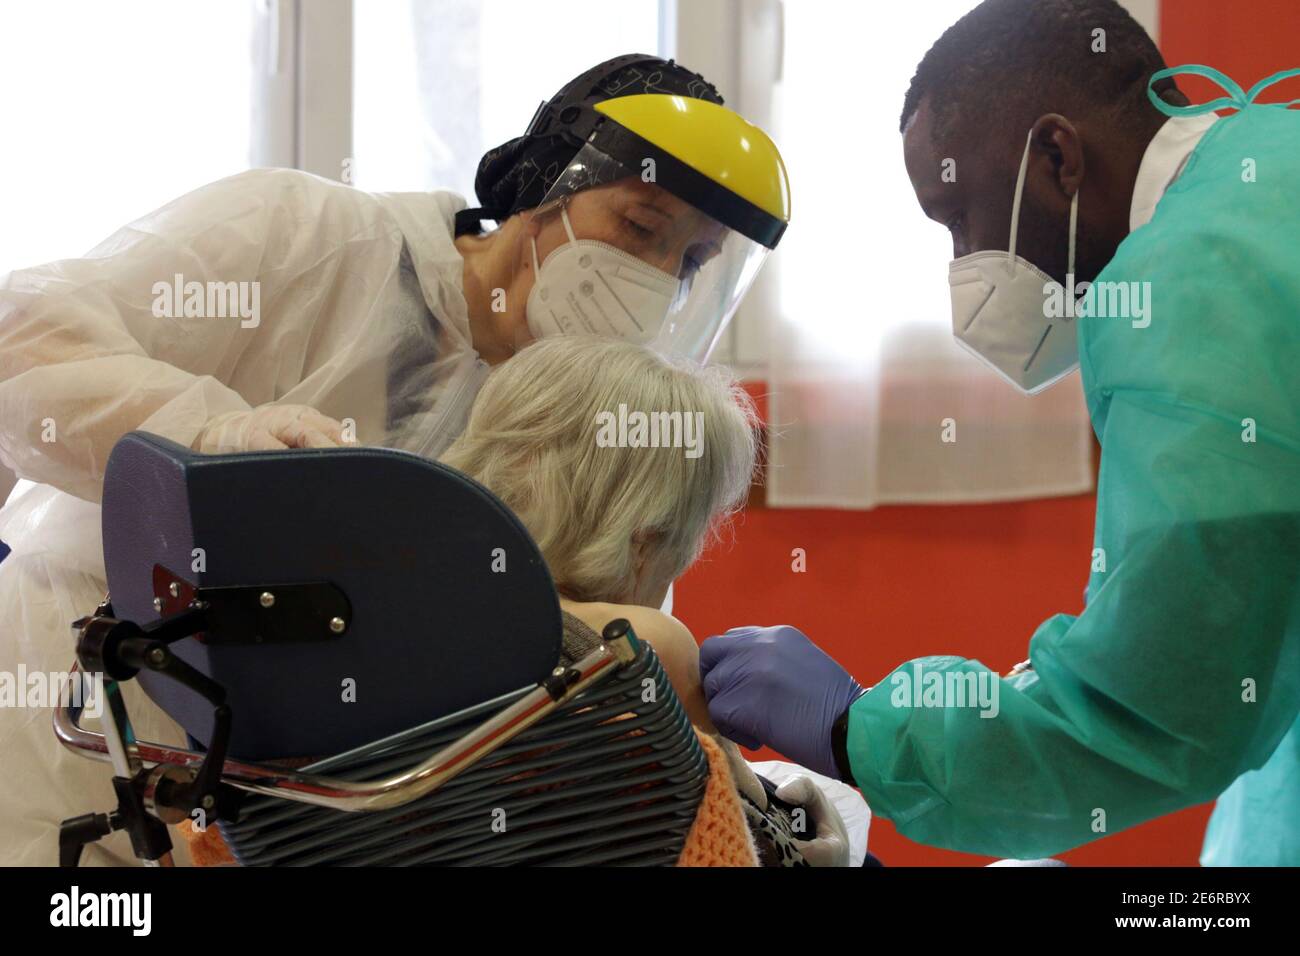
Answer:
[775,0,981,358]
[0,1,253,273]
[353,0,661,197]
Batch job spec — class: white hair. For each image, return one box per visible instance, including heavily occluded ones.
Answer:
[441,337,759,603]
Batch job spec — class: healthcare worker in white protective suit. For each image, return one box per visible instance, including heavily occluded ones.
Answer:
[0,52,792,865]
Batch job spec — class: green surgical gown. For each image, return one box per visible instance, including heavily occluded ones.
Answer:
[845,74,1300,863]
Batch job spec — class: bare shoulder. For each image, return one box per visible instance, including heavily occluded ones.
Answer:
[560,600,696,655]
[560,599,713,731]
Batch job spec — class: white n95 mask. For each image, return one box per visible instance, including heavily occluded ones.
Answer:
[948,131,1081,395]
[526,205,680,343]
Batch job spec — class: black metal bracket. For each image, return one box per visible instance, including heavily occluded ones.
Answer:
[152,564,351,645]
[59,565,350,864]
[59,598,245,866]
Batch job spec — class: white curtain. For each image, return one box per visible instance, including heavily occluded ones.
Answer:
[758,0,1095,508]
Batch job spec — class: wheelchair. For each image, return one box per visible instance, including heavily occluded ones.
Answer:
[54,432,709,866]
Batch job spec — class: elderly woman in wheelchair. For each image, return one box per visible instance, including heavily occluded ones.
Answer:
[443,337,855,865]
[53,337,855,867]
[442,336,749,732]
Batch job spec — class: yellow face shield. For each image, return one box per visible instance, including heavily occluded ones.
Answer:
[526,94,790,361]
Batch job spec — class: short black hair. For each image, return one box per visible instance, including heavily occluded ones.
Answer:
[900,0,1171,144]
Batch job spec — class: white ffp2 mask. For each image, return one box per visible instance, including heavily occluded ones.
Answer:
[948,132,1081,395]
[526,206,679,343]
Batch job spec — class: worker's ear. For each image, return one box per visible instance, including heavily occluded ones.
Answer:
[519,207,544,240]
[520,198,566,241]
[1029,113,1085,200]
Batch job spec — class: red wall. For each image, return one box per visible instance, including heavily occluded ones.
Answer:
[673,0,1299,865]
[674,389,1215,865]
[1159,0,1300,109]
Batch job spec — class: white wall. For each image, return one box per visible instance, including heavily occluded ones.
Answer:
[1125,0,1161,43]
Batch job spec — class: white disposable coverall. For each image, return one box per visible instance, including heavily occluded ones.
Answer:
[0,168,486,864]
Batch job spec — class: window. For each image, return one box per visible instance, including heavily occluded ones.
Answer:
[761,0,1095,507]
[351,0,663,197]
[0,1,253,272]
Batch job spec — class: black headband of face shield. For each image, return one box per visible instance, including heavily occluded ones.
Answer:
[453,54,723,238]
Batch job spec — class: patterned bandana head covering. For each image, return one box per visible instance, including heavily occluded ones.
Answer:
[454,54,722,236]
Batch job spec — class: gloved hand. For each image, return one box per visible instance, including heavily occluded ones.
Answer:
[775,775,851,867]
[699,625,863,780]
[193,405,346,454]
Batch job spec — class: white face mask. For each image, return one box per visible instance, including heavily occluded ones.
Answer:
[948,132,1081,395]
[526,205,680,344]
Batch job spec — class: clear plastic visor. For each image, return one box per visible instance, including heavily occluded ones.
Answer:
[533,142,771,361]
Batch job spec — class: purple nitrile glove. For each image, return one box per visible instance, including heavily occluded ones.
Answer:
[699,625,864,780]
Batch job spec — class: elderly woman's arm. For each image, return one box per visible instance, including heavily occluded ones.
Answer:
[560,599,717,734]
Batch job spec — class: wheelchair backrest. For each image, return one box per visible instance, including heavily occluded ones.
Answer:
[101,432,563,760]
[220,645,709,866]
